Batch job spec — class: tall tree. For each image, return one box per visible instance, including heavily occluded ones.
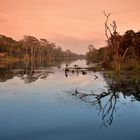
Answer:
[103,11,128,73]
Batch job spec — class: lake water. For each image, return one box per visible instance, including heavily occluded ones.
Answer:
[0,59,140,140]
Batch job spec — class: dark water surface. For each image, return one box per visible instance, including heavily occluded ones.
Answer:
[0,59,140,140]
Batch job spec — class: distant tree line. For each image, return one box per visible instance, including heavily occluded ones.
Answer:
[86,44,104,64]
[0,35,84,61]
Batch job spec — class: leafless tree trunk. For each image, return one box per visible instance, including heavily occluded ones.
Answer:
[103,11,128,73]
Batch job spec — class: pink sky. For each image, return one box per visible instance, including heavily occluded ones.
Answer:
[0,0,140,54]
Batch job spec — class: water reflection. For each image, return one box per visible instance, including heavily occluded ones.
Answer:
[0,59,79,83]
[65,69,87,78]
[0,59,140,139]
[65,71,140,127]
[103,72,140,100]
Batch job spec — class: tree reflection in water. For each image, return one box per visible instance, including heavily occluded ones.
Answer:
[1,60,140,127]
[65,72,140,127]
[0,59,76,83]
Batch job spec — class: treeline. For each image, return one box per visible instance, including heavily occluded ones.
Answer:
[0,35,84,61]
[86,30,140,72]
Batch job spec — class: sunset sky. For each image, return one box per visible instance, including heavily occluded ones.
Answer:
[0,0,140,54]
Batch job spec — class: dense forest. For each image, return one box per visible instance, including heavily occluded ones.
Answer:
[86,18,140,73]
[86,30,140,65]
[0,35,84,61]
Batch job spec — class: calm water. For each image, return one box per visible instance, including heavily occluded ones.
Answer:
[0,59,140,140]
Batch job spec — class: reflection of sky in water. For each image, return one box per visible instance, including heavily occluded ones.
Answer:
[0,60,140,140]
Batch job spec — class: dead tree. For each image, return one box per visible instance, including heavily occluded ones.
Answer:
[103,11,128,73]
